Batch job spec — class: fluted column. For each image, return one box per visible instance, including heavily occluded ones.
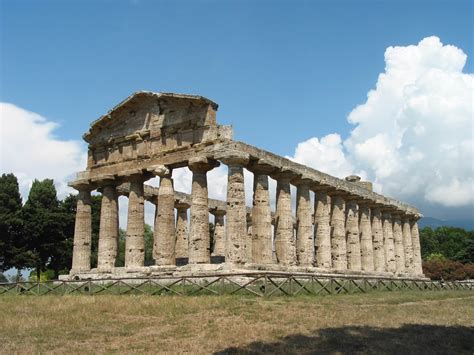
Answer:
[359,203,374,272]
[249,163,274,264]
[125,174,146,268]
[295,180,313,266]
[211,209,226,256]
[71,185,93,273]
[402,216,414,274]
[188,157,218,264]
[246,212,253,261]
[175,202,190,259]
[411,219,423,276]
[314,189,331,269]
[274,172,297,266]
[371,207,385,272]
[153,166,176,266]
[97,182,119,271]
[217,152,249,265]
[346,200,361,271]
[382,211,396,273]
[330,194,347,271]
[392,213,405,274]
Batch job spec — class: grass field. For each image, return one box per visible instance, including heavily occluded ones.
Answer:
[1,291,473,354]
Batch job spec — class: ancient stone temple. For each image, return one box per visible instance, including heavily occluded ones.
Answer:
[64,91,424,280]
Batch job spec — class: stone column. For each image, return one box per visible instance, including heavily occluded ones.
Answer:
[382,211,396,273]
[294,180,313,266]
[274,172,297,266]
[246,212,253,261]
[411,219,423,276]
[97,182,119,271]
[188,157,218,264]
[71,185,93,273]
[392,213,405,274]
[211,209,226,257]
[249,163,274,265]
[175,202,190,259]
[402,216,414,274]
[125,174,146,268]
[217,152,249,265]
[314,189,331,269]
[346,200,361,271]
[330,194,347,271]
[359,203,374,272]
[371,207,385,272]
[153,166,176,266]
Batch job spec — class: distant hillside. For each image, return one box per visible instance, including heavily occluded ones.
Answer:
[419,217,474,230]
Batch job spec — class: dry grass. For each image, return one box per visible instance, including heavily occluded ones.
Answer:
[1,291,473,354]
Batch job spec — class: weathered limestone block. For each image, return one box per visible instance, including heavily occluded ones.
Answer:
[295,183,314,266]
[175,202,190,259]
[346,201,361,271]
[392,214,405,274]
[97,183,119,271]
[371,207,385,272]
[246,212,253,261]
[359,204,374,272]
[274,174,297,265]
[411,219,423,276]
[314,190,331,269]
[402,217,414,274]
[249,164,274,264]
[125,175,146,268]
[217,152,249,265]
[153,166,176,266]
[382,211,396,273]
[211,209,226,256]
[330,194,347,271]
[71,187,92,272]
[188,157,217,264]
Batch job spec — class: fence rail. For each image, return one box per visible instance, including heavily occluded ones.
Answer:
[0,273,472,297]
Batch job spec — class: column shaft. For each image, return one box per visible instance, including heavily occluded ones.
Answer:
[371,207,385,272]
[275,178,296,265]
[97,185,119,270]
[314,191,331,269]
[359,204,374,272]
[402,217,414,274]
[346,201,361,271]
[212,211,226,256]
[411,220,423,275]
[71,189,92,272]
[393,214,405,274]
[252,173,273,264]
[125,177,145,268]
[175,205,189,259]
[331,195,347,271]
[154,174,176,266]
[296,184,313,266]
[189,170,211,264]
[382,212,396,273]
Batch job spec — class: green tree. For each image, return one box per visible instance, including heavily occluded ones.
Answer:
[0,173,32,272]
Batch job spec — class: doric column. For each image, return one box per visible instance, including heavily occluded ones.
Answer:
[175,201,190,259]
[246,212,253,261]
[294,179,313,266]
[188,157,218,264]
[382,211,396,273]
[153,165,176,266]
[97,180,119,271]
[371,207,385,272]
[402,216,414,274]
[330,193,347,271]
[217,152,249,265]
[359,203,374,272]
[274,171,297,266]
[411,218,423,276]
[346,200,361,271]
[248,162,274,265]
[211,209,226,257]
[314,189,331,269]
[125,173,146,268]
[71,184,93,273]
[392,213,405,274]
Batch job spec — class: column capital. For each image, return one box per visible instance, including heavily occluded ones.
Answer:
[215,151,249,166]
[175,201,191,210]
[247,159,277,175]
[291,174,313,186]
[118,169,150,182]
[69,179,94,192]
[210,208,226,217]
[148,164,172,178]
[188,156,220,172]
[270,168,295,182]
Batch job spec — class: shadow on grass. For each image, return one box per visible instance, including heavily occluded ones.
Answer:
[215,324,474,354]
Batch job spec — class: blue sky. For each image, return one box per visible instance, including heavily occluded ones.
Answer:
[1,0,473,221]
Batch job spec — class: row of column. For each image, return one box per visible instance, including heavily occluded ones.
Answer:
[71,157,423,276]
